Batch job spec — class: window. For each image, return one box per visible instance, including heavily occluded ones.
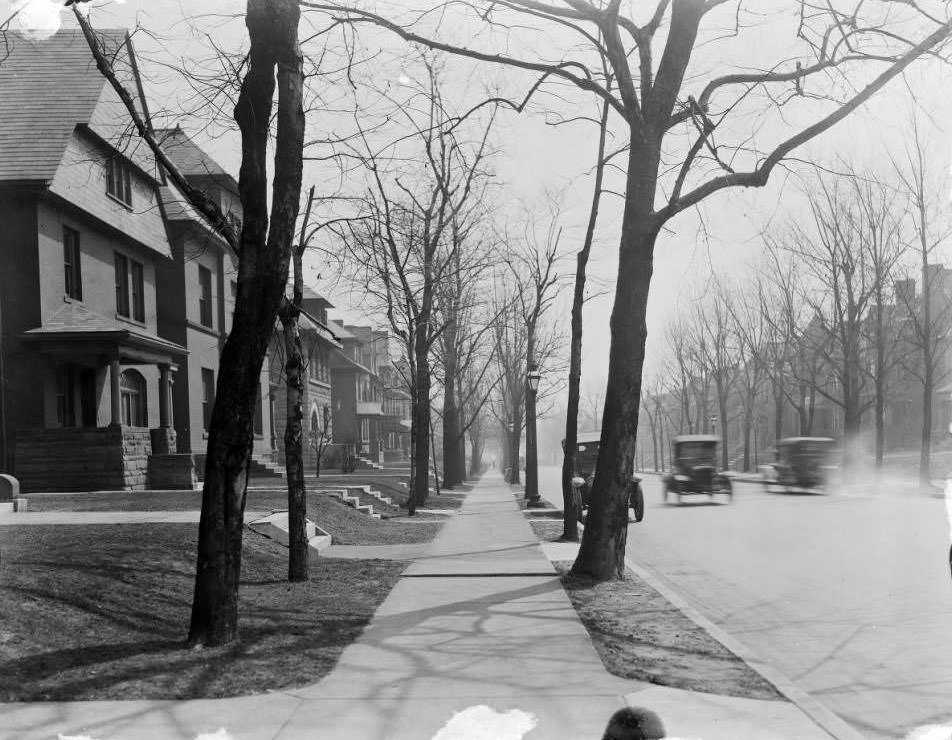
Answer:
[198,266,213,328]
[63,227,82,300]
[106,156,132,206]
[308,345,330,384]
[114,253,128,317]
[114,252,144,321]
[201,368,215,431]
[119,369,147,427]
[360,418,370,444]
[55,364,77,427]
[254,382,263,436]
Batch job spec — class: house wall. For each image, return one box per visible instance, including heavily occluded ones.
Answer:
[49,129,169,256]
[35,198,161,332]
[0,193,43,464]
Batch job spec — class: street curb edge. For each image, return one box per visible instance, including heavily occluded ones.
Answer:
[623,556,868,740]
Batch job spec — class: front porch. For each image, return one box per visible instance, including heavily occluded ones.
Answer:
[14,308,193,492]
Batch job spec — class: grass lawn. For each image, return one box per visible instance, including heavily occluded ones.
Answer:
[24,490,446,546]
[528,520,781,701]
[0,523,406,700]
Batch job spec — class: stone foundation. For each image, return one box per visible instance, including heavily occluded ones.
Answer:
[14,426,152,492]
[148,453,197,490]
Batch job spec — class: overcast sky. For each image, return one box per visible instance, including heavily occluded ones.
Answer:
[8,0,952,402]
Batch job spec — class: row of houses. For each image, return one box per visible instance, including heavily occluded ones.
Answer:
[0,29,410,492]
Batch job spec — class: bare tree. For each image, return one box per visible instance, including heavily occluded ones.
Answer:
[277,185,316,582]
[889,113,952,485]
[778,172,901,466]
[561,84,612,541]
[78,0,306,645]
[690,288,737,469]
[335,63,496,513]
[307,0,952,579]
[508,215,561,506]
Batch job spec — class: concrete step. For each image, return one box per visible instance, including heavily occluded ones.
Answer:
[323,489,379,518]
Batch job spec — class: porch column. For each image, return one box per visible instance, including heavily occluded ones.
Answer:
[109,358,121,425]
[159,364,171,429]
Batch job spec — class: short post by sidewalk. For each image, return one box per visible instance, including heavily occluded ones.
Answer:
[525,361,544,508]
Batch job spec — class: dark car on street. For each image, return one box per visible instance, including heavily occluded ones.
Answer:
[661,434,733,504]
[763,437,836,494]
[564,431,644,522]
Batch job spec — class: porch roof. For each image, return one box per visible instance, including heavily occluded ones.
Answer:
[21,303,186,365]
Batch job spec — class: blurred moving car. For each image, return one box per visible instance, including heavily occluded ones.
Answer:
[661,434,733,504]
[762,436,836,494]
[564,431,644,522]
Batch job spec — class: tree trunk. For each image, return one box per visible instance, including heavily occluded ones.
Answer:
[188,0,304,646]
[921,362,934,485]
[920,256,934,487]
[441,313,462,488]
[773,378,783,444]
[875,300,886,469]
[412,332,431,510]
[717,382,729,470]
[280,303,309,582]
[573,141,657,581]
[742,394,753,472]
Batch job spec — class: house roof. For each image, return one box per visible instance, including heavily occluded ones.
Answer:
[299,307,342,348]
[155,126,238,193]
[0,28,130,183]
[302,285,333,309]
[328,320,357,341]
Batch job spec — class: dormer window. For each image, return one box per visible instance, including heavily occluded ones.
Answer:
[106,156,133,206]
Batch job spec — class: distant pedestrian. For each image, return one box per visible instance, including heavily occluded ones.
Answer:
[602,707,665,740]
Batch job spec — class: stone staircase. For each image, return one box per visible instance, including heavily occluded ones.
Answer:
[319,484,395,519]
[353,455,383,471]
[249,456,286,478]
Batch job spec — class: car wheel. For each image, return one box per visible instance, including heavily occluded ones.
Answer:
[632,484,645,523]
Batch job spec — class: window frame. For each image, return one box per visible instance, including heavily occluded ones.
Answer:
[106,156,133,207]
[63,227,82,301]
[201,368,215,431]
[119,369,148,428]
[114,251,145,322]
[198,265,213,328]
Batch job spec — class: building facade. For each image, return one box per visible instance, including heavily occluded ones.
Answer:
[0,29,186,490]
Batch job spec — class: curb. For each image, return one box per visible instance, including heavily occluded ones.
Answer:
[623,555,867,740]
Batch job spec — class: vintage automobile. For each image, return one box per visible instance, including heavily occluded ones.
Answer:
[661,435,733,504]
[763,437,836,494]
[564,431,644,522]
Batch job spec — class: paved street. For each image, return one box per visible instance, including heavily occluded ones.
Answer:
[538,464,952,740]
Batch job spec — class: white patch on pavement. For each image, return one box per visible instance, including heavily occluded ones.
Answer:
[194,731,234,740]
[906,725,952,740]
[58,735,99,740]
[431,705,537,740]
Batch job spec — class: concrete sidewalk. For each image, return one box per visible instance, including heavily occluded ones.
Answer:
[1,478,840,739]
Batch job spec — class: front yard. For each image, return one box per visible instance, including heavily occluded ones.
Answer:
[0,523,407,700]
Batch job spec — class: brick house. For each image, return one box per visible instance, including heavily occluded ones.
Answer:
[268,287,342,471]
[152,126,275,471]
[328,323,388,462]
[0,29,186,490]
[377,350,412,463]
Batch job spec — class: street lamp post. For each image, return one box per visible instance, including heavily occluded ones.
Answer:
[525,362,543,507]
[709,414,718,437]
[506,421,515,482]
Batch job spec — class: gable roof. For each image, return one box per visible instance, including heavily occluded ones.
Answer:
[155,126,239,194]
[0,28,130,184]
